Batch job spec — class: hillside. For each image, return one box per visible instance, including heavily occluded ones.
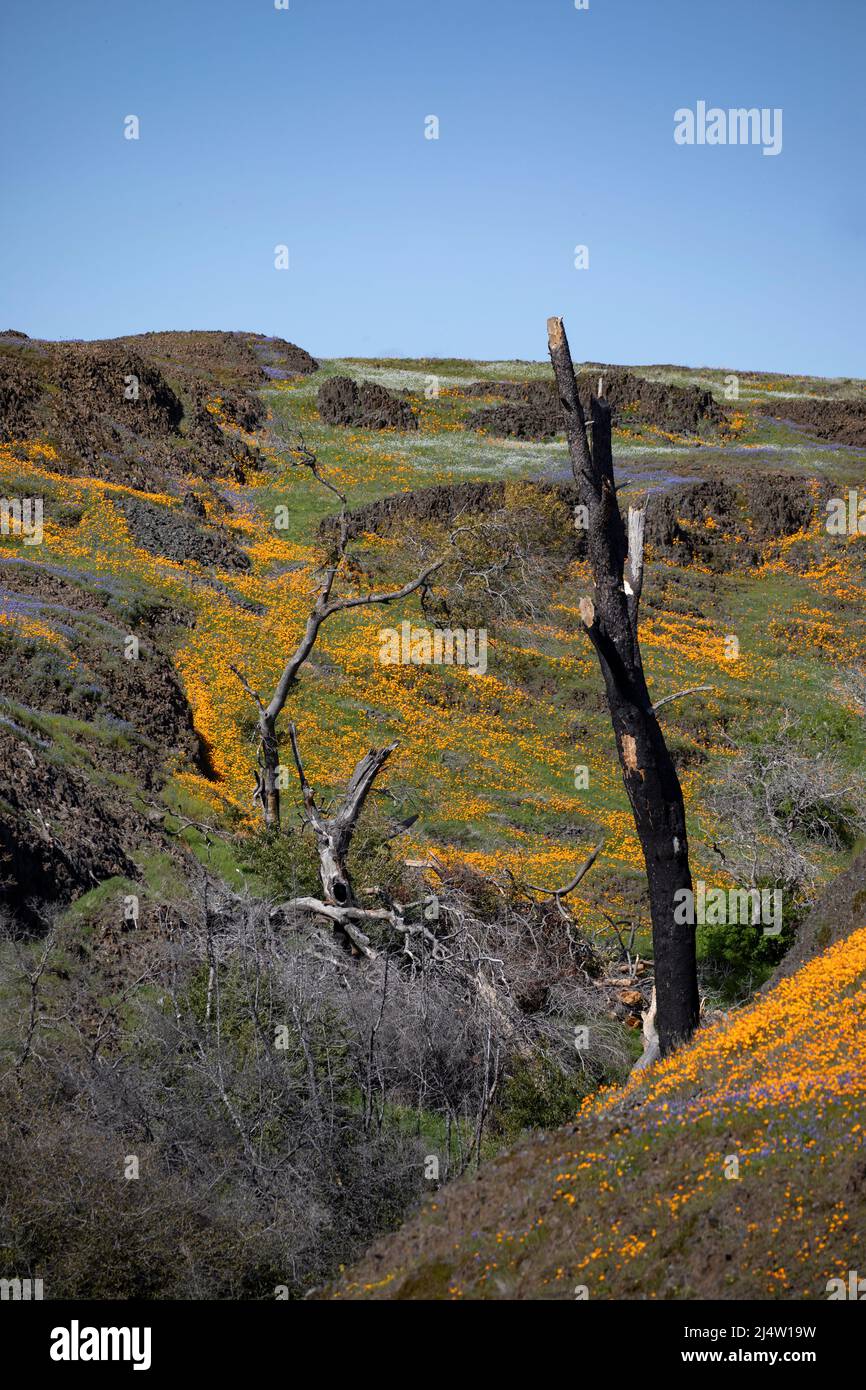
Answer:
[330,862,866,1300]
[1,327,865,1299]
[2,331,865,926]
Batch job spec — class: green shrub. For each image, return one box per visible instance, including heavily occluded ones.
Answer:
[699,897,797,1001]
[493,1052,600,1141]
[238,807,412,904]
[238,826,320,899]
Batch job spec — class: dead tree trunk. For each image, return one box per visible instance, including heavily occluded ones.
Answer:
[288,723,395,908]
[274,724,437,960]
[547,316,699,1054]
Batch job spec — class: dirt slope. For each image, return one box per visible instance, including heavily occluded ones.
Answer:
[329,865,866,1300]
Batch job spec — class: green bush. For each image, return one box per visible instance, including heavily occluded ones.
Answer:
[493,1052,601,1141]
[238,826,320,899]
[699,895,797,1001]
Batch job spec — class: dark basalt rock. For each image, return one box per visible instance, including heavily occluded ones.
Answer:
[317,375,418,431]
[464,401,559,440]
[0,352,42,440]
[115,495,250,571]
[759,396,866,448]
[0,329,318,488]
[461,369,726,440]
[0,724,140,921]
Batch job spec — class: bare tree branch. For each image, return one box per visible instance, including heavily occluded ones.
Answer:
[231,437,447,828]
[625,499,647,626]
[652,685,713,713]
[523,843,603,899]
[285,724,398,913]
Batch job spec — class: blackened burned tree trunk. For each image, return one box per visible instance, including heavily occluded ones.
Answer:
[547,316,699,1054]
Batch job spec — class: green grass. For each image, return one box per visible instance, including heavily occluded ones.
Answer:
[7,348,866,944]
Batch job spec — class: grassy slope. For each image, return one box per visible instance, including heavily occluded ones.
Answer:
[329,896,866,1300]
[3,339,866,1299]
[2,347,866,943]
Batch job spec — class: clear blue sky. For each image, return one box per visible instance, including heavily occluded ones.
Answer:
[1,0,864,375]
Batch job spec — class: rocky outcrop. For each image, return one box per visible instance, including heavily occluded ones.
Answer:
[317,376,418,431]
[114,495,250,571]
[461,369,726,440]
[759,396,866,447]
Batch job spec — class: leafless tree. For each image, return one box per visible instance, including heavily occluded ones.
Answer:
[9,916,58,1077]
[273,724,438,955]
[427,486,576,626]
[231,438,445,830]
[707,712,866,901]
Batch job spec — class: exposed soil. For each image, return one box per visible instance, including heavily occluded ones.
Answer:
[758,396,866,447]
[317,376,418,431]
